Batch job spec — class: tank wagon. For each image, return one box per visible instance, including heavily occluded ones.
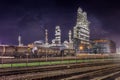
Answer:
[0,45,76,58]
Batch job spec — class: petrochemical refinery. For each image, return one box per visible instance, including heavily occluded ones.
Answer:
[0,7,116,59]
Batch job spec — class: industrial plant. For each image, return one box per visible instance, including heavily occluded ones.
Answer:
[0,7,116,59]
[1,1,120,80]
[28,7,91,50]
[25,7,116,54]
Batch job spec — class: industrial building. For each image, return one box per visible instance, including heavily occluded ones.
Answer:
[91,39,116,54]
[73,7,90,50]
[51,26,61,46]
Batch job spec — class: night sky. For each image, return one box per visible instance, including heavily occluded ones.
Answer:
[0,0,120,47]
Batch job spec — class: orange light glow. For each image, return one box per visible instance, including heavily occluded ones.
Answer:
[28,44,34,48]
[80,46,84,50]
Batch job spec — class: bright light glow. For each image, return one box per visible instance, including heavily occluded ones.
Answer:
[80,46,84,50]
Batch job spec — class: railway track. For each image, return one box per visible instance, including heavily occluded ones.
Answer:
[2,64,120,80]
[0,61,120,80]
[60,65,120,80]
[91,71,120,80]
[0,60,115,76]
[1,56,114,64]
[43,64,120,80]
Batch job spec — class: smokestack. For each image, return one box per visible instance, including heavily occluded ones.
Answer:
[69,30,72,43]
[18,35,22,46]
[45,29,48,45]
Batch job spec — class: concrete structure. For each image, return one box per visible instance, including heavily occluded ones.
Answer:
[73,7,90,50]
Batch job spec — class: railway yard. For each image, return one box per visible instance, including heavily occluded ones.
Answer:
[0,54,120,80]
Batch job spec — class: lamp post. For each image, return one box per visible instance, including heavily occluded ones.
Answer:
[60,48,64,63]
[10,57,14,68]
[26,53,29,66]
[62,50,63,62]
[2,45,5,67]
[45,49,48,62]
[75,49,77,63]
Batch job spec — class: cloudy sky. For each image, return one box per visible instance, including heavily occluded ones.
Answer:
[0,0,120,47]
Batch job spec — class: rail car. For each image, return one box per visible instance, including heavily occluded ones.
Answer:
[0,45,76,58]
[36,48,76,57]
[13,46,31,58]
[0,46,15,56]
